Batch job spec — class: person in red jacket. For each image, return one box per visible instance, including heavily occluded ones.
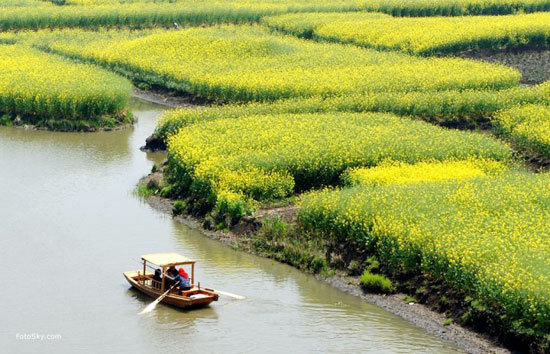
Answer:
[176,267,191,294]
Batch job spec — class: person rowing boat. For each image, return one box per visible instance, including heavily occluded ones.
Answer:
[124,252,220,310]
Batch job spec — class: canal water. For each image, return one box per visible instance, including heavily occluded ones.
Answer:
[0,99,461,353]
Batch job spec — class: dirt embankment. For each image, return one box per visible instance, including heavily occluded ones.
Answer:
[142,175,509,354]
[458,49,550,85]
[133,87,203,108]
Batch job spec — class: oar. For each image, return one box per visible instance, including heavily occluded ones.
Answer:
[204,287,245,300]
[139,282,180,315]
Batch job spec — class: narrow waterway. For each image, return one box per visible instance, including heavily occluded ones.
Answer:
[0,98,461,353]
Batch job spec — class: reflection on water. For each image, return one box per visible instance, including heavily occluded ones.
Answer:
[0,98,461,353]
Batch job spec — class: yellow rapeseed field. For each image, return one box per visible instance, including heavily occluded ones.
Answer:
[0,0,363,30]
[24,26,521,102]
[166,112,511,217]
[298,171,550,339]
[494,104,550,159]
[342,159,507,186]
[264,11,550,55]
[0,44,131,120]
[362,0,550,16]
[154,81,550,142]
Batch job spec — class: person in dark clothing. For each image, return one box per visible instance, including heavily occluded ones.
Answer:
[167,266,178,278]
[164,266,178,289]
[153,269,162,289]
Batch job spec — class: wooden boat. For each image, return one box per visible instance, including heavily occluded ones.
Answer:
[124,252,219,309]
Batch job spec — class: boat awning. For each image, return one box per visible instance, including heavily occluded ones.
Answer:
[141,252,195,267]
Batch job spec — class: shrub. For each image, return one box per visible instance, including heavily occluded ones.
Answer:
[360,271,395,293]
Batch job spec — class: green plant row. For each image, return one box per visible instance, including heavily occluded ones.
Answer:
[363,0,550,16]
[264,11,550,55]
[154,82,550,143]
[0,44,131,120]
[493,104,550,160]
[0,0,362,30]
[298,171,550,348]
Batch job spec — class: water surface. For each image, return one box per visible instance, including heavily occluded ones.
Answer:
[0,98,461,353]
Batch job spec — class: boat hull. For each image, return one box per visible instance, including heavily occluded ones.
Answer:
[124,270,219,309]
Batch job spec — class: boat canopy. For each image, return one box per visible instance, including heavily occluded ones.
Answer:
[141,252,195,267]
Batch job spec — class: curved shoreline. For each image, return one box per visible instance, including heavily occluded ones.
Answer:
[144,193,509,354]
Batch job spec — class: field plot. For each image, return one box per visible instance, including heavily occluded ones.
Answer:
[165,112,511,219]
[494,104,550,160]
[264,11,550,55]
[153,81,550,143]
[0,0,363,30]
[362,0,550,16]
[0,44,132,130]
[342,159,507,186]
[20,26,521,102]
[298,171,550,345]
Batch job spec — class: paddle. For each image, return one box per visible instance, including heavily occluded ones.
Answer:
[204,287,245,300]
[139,281,180,315]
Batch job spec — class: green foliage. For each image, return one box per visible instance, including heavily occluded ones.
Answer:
[360,271,395,293]
[212,190,257,225]
[260,217,289,241]
[172,200,187,215]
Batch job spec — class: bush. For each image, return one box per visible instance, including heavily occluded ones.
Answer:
[360,271,395,294]
[172,200,187,216]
